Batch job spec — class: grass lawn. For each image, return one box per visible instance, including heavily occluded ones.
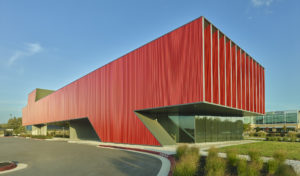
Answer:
[218,141,300,160]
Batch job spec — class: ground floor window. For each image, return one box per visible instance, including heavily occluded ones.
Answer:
[157,114,243,143]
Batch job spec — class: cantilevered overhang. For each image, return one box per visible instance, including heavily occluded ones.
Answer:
[135,101,263,117]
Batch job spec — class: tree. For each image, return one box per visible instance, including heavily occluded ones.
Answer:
[243,123,251,133]
[7,116,26,134]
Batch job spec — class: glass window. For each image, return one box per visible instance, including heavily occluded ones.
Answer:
[286,113,297,123]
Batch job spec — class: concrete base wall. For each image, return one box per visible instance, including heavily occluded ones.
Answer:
[70,118,100,141]
[32,124,47,135]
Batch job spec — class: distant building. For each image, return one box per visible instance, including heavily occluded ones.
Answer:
[244,110,300,132]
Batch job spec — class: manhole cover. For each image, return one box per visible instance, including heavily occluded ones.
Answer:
[0,161,17,172]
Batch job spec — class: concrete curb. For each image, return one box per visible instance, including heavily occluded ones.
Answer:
[0,163,27,175]
[98,145,175,176]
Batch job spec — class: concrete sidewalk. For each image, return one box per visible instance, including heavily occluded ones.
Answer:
[67,139,258,155]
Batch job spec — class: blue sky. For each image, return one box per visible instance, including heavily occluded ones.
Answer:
[0,0,299,123]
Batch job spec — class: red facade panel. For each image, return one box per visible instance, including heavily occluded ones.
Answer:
[257,66,260,114]
[263,68,265,114]
[250,58,254,112]
[204,23,212,102]
[212,29,219,104]
[226,39,232,107]
[219,35,226,106]
[253,62,257,112]
[231,44,237,108]
[236,48,241,109]
[23,17,264,146]
[241,52,246,110]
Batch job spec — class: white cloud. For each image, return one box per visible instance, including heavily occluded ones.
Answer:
[251,0,274,7]
[7,42,43,66]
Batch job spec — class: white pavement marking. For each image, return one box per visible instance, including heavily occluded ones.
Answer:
[0,163,28,175]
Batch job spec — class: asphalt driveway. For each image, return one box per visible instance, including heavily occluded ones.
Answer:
[0,137,161,176]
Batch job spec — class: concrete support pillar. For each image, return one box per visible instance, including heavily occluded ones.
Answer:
[69,118,100,141]
[32,124,47,136]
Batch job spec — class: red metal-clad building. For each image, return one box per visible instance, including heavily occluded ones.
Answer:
[23,17,265,146]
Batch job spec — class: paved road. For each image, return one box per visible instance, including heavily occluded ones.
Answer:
[0,137,161,176]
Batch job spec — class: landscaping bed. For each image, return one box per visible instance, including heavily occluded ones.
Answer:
[0,161,17,172]
[218,141,300,160]
[172,145,297,176]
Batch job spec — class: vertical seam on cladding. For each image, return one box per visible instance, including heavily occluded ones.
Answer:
[248,56,250,111]
[210,24,213,102]
[240,49,242,109]
[202,18,205,101]
[235,45,237,108]
[258,64,260,113]
[218,30,220,104]
[224,37,227,107]
[230,41,232,107]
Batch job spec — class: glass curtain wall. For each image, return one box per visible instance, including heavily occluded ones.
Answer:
[254,111,298,124]
[195,116,243,142]
[157,114,243,143]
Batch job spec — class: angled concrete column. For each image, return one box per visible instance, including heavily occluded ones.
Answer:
[32,124,47,136]
[69,118,100,141]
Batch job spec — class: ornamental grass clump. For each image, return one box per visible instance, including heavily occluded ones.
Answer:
[173,154,199,176]
[237,158,247,176]
[176,145,189,160]
[267,150,290,176]
[247,149,263,176]
[173,145,200,176]
[205,147,226,176]
[226,149,238,174]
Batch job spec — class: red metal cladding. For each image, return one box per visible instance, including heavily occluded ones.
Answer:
[212,29,219,104]
[219,35,226,106]
[204,23,212,102]
[250,58,254,112]
[258,64,261,113]
[236,48,241,109]
[260,66,262,114]
[23,17,265,146]
[231,44,237,108]
[246,55,250,111]
[241,52,246,110]
[262,66,266,114]
[253,62,257,112]
[226,39,232,107]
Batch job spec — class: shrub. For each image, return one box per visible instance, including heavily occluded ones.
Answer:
[287,131,297,138]
[283,137,289,142]
[205,148,226,176]
[257,131,266,137]
[173,154,199,176]
[176,145,189,160]
[249,132,255,137]
[237,158,247,176]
